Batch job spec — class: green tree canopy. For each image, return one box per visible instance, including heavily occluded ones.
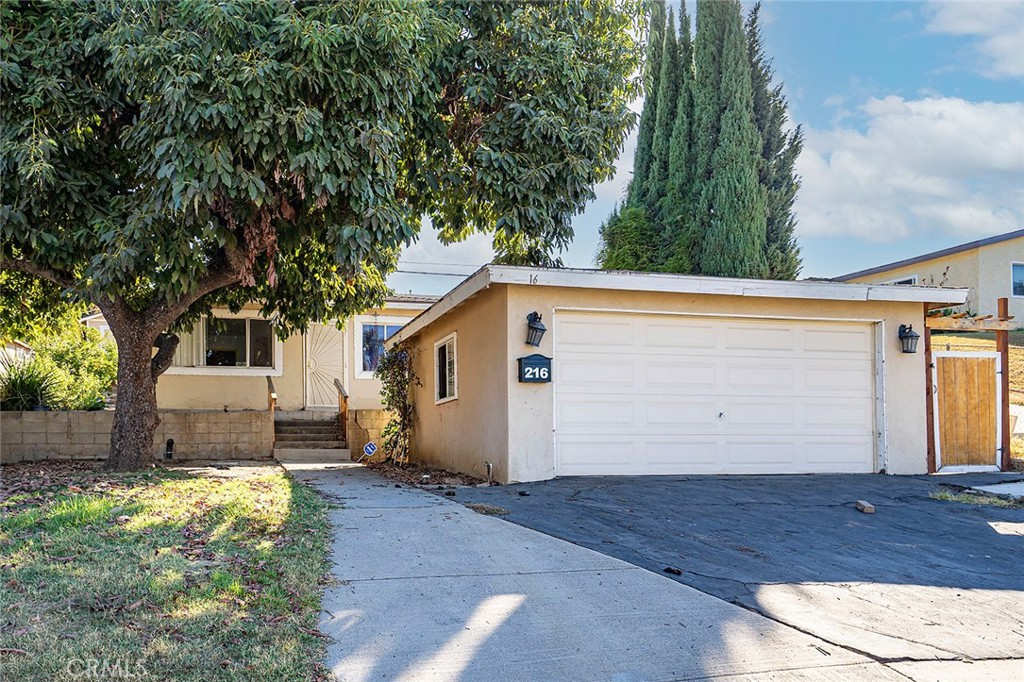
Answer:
[1,0,642,469]
[598,0,801,280]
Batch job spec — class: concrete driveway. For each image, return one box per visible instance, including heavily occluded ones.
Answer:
[288,464,923,681]
[454,473,1024,668]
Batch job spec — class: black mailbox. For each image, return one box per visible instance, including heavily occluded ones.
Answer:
[517,354,552,383]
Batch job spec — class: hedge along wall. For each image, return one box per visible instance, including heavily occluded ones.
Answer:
[0,410,274,464]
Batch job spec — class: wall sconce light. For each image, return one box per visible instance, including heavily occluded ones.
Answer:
[898,324,920,354]
[526,312,547,347]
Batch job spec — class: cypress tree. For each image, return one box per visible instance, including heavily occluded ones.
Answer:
[628,0,666,205]
[697,0,767,278]
[747,3,803,280]
[661,1,696,272]
[643,7,679,219]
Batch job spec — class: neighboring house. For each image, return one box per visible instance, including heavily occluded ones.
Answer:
[1,340,32,365]
[835,228,1024,325]
[156,294,437,413]
[80,310,112,337]
[387,265,967,483]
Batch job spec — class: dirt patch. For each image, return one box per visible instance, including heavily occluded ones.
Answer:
[366,460,485,487]
[465,503,511,516]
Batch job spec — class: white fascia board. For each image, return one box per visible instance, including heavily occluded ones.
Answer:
[488,266,968,305]
[387,265,969,346]
[385,266,492,348]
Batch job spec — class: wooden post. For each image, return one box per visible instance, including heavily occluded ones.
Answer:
[997,297,1011,470]
[924,305,936,473]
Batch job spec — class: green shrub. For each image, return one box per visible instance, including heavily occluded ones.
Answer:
[2,321,117,411]
[0,356,57,410]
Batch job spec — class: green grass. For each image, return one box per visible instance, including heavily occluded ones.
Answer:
[0,467,331,681]
[931,488,1024,509]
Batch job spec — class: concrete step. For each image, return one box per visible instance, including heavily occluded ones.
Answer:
[275,419,339,429]
[273,440,347,449]
[275,432,340,442]
[274,410,338,422]
[275,425,340,435]
[274,447,351,463]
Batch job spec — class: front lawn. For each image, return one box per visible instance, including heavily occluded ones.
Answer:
[0,463,330,681]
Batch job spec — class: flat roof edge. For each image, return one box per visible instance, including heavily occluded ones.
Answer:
[388,265,969,346]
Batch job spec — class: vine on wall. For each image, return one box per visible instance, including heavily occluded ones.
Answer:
[374,346,419,464]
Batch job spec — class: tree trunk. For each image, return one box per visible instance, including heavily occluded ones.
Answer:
[106,338,161,471]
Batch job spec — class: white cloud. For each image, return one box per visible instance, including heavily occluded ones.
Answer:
[924,1,1024,78]
[795,95,1024,243]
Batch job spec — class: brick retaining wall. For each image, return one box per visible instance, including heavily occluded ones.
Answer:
[0,410,274,464]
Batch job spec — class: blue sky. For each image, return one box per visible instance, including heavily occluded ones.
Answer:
[390,1,1024,295]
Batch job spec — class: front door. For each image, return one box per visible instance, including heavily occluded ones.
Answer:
[305,323,346,409]
[932,351,1002,471]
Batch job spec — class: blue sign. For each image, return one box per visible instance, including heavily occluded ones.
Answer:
[363,442,378,457]
[518,354,552,383]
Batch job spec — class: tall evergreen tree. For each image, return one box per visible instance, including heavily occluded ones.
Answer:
[746,3,803,279]
[628,0,667,205]
[643,7,679,218]
[661,1,696,272]
[697,0,767,278]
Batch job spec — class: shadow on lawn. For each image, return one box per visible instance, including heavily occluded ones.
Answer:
[0,464,330,682]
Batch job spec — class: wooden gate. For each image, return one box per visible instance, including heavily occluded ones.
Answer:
[931,351,1002,471]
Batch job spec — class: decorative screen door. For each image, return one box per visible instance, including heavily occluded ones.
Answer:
[305,323,346,409]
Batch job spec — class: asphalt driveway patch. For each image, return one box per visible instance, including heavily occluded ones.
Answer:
[450,473,1024,662]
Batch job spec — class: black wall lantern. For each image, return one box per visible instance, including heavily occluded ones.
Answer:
[898,324,920,354]
[526,312,547,347]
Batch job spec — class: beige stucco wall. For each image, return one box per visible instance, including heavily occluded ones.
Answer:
[977,240,1024,323]
[847,237,1023,323]
[405,287,511,481]
[406,284,932,482]
[156,305,423,413]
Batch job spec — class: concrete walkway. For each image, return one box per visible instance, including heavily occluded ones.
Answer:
[283,464,944,682]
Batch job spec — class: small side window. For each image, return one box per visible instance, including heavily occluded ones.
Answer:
[1012,263,1024,297]
[434,333,457,404]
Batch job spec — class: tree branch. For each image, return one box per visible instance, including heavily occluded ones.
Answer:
[151,333,179,381]
[2,257,76,289]
[146,247,246,334]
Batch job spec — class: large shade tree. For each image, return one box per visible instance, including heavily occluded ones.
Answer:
[1,0,642,470]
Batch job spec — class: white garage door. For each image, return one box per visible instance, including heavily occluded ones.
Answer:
[554,312,877,476]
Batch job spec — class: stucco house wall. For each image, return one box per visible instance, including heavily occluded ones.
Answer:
[155,303,428,413]
[405,286,511,481]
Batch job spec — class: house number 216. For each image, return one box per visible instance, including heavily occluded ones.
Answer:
[523,366,549,380]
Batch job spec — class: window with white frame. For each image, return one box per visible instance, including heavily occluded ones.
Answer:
[357,319,406,377]
[171,316,277,371]
[434,333,457,404]
[1013,263,1024,297]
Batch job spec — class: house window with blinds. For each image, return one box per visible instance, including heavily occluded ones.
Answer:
[172,317,275,369]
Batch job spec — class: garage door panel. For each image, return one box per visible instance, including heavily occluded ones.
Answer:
[726,325,796,351]
[805,401,874,428]
[806,365,872,393]
[805,437,875,469]
[725,364,797,390]
[644,361,716,388]
[559,399,635,428]
[554,312,877,476]
[559,357,635,385]
[644,322,716,349]
[726,400,796,428]
[805,328,872,354]
[643,399,718,427]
